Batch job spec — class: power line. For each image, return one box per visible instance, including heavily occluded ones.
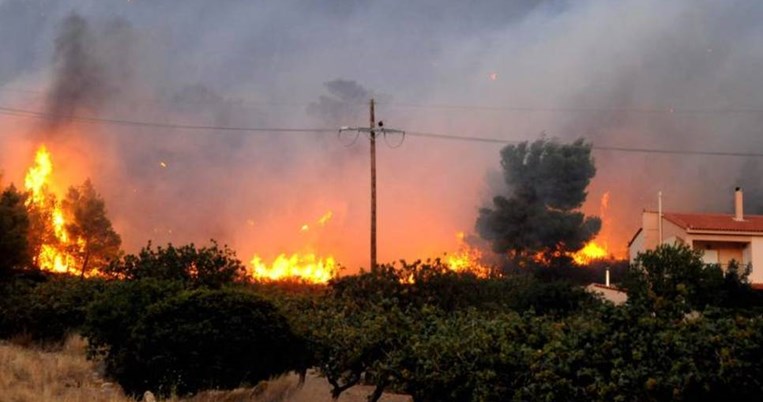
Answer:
[0,105,334,134]
[5,84,763,115]
[2,104,763,158]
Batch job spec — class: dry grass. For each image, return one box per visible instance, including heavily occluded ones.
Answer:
[0,336,411,402]
[0,336,131,402]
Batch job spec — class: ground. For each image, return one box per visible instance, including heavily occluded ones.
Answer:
[0,337,411,402]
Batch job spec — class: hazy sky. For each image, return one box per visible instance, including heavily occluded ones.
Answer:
[2,0,763,268]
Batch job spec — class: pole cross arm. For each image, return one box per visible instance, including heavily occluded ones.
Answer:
[338,127,405,135]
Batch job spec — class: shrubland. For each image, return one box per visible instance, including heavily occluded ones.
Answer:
[2,233,763,401]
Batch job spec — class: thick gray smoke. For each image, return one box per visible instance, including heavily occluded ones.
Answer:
[1,0,763,264]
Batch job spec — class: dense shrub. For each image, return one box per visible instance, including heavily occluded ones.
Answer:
[625,244,763,314]
[84,279,183,362]
[102,241,246,287]
[87,287,302,396]
[0,275,104,344]
[330,260,592,315]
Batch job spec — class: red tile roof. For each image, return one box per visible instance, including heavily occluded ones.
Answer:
[662,212,763,232]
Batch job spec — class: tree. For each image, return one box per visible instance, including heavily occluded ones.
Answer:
[88,288,301,397]
[625,243,758,313]
[0,185,32,274]
[476,138,601,266]
[62,179,121,277]
[103,241,246,288]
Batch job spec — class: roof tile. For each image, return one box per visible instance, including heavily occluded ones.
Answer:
[662,212,763,232]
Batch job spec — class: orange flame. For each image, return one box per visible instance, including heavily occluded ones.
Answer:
[248,210,338,283]
[571,191,612,265]
[24,145,83,274]
[571,242,608,265]
[249,253,337,283]
[443,232,491,277]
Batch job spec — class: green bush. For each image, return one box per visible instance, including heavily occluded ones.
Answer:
[0,275,104,344]
[87,286,302,396]
[102,241,245,288]
[84,279,183,365]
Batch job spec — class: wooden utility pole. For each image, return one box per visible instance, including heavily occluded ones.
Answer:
[369,99,377,270]
[339,99,404,270]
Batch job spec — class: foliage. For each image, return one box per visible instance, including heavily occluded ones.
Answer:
[330,260,591,315]
[0,185,31,275]
[515,305,763,402]
[84,279,183,364]
[0,275,105,344]
[476,138,601,266]
[102,241,246,288]
[625,243,760,315]
[62,179,122,276]
[87,287,301,397]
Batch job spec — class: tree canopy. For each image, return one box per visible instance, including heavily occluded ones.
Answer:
[476,138,601,266]
[62,179,122,276]
[103,241,246,287]
[0,185,32,273]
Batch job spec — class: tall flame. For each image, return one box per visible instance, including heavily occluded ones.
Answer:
[571,191,612,265]
[24,145,81,274]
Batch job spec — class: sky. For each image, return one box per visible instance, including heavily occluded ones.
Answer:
[2,0,763,269]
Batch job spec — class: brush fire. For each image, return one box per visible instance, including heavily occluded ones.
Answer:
[16,145,615,283]
[23,145,85,275]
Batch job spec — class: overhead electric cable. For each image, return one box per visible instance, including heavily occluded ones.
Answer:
[0,105,334,133]
[2,104,763,158]
[4,84,763,115]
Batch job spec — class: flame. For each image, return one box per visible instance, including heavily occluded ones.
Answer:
[571,242,608,265]
[443,232,490,277]
[24,145,82,274]
[249,210,338,283]
[571,192,612,265]
[249,253,337,284]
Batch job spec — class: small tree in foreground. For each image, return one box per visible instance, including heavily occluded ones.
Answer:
[91,288,301,397]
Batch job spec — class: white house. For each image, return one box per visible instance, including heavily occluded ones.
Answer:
[628,188,763,287]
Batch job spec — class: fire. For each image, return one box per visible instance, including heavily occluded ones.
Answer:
[249,253,337,283]
[571,242,608,265]
[571,192,613,265]
[23,145,82,274]
[248,210,338,283]
[444,232,491,277]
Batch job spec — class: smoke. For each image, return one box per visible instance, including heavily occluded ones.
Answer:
[1,0,763,266]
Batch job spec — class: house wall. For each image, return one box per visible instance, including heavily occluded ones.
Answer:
[629,212,763,284]
[749,237,763,283]
[629,230,644,263]
[692,240,745,267]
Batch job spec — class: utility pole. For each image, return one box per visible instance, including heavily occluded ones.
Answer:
[339,99,405,270]
[369,99,377,270]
